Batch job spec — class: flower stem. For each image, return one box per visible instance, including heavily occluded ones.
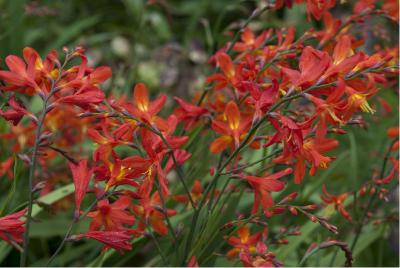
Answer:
[20,97,50,267]
[350,138,397,251]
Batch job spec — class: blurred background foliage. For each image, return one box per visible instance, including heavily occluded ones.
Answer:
[0,0,398,266]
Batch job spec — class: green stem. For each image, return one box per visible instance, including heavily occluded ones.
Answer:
[145,225,170,267]
[46,191,112,266]
[350,138,397,251]
[20,97,50,267]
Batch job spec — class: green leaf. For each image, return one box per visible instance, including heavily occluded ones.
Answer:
[0,155,20,215]
[32,183,75,217]
[45,16,100,51]
[0,242,11,263]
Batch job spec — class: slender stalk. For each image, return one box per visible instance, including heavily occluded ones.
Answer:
[154,130,197,210]
[180,81,329,264]
[46,191,112,266]
[45,220,75,266]
[145,225,169,266]
[350,139,397,251]
[20,95,51,267]
[207,153,225,211]
[219,149,282,175]
[154,181,179,246]
[20,52,73,266]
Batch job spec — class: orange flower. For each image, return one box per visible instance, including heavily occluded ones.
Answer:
[225,224,263,259]
[233,27,270,53]
[316,12,342,46]
[0,47,54,95]
[210,101,252,153]
[125,83,167,129]
[174,179,203,204]
[206,53,243,90]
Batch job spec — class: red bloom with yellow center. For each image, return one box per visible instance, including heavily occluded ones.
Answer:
[124,83,167,130]
[304,80,347,141]
[320,35,363,81]
[87,196,135,231]
[293,137,338,184]
[233,27,270,53]
[225,224,263,259]
[210,101,252,153]
[132,192,176,236]
[0,47,57,95]
[206,53,244,90]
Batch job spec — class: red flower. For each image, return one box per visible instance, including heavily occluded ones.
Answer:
[304,80,347,141]
[75,230,132,253]
[56,87,105,109]
[387,126,399,151]
[210,101,252,153]
[316,12,342,46]
[373,157,399,185]
[305,0,336,21]
[173,97,208,130]
[174,179,203,204]
[103,156,141,190]
[242,168,292,214]
[321,35,363,81]
[245,80,280,121]
[281,46,330,89]
[87,196,135,231]
[0,97,35,125]
[0,157,14,179]
[132,192,176,236]
[187,255,199,267]
[0,209,26,247]
[293,137,338,184]
[69,159,93,215]
[321,184,352,221]
[88,127,122,164]
[0,50,42,95]
[225,224,264,259]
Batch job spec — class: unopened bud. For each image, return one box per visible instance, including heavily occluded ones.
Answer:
[288,206,298,215]
[276,239,289,245]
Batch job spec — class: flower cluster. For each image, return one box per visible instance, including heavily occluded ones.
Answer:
[0,0,398,267]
